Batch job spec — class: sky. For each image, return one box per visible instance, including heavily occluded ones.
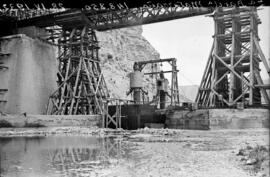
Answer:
[142,7,270,86]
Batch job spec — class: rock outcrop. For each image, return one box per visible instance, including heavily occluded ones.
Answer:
[96,26,160,100]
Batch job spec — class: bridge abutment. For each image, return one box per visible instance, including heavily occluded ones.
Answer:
[0,34,57,114]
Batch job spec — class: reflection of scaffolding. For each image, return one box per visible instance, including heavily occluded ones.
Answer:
[46,27,109,115]
[96,138,124,164]
[196,7,270,108]
[48,138,125,176]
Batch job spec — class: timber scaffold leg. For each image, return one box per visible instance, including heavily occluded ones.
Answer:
[46,27,110,115]
[196,7,270,108]
[170,58,180,106]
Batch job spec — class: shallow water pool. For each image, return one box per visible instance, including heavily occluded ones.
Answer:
[0,136,129,177]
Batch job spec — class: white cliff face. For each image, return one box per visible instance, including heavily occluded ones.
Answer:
[96,26,160,100]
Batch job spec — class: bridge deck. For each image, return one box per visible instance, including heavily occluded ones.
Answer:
[14,7,213,31]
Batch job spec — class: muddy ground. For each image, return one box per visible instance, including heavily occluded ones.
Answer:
[0,127,269,177]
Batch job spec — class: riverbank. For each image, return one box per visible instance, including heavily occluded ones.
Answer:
[0,127,269,177]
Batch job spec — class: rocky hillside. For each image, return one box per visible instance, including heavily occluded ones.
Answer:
[96,26,160,100]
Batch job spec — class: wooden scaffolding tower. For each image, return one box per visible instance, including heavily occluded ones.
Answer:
[196,7,270,108]
[46,27,110,115]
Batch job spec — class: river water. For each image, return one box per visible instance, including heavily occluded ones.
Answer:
[0,136,130,177]
[0,129,269,177]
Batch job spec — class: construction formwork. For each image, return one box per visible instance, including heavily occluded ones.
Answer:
[196,7,270,108]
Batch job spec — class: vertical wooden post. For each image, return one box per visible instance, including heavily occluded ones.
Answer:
[241,72,245,103]
[171,61,173,106]
[229,14,236,105]
[249,11,254,105]
[102,104,105,128]
[210,11,218,107]
[119,101,121,129]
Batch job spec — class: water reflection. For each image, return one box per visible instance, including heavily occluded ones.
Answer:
[0,136,128,177]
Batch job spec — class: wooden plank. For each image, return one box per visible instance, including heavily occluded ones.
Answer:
[74,83,83,115]
[249,14,254,105]
[197,45,213,89]
[211,89,230,106]
[214,71,229,87]
[255,84,270,89]
[82,58,102,114]
[68,51,82,115]
[210,54,216,106]
[254,38,270,77]
[214,54,252,87]
[229,16,236,104]
[94,71,103,95]
[254,71,270,104]
[233,53,249,68]
[57,49,71,111]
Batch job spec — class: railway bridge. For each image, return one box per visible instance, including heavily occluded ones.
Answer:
[0,6,269,119]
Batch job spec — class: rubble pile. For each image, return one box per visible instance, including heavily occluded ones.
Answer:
[237,145,269,177]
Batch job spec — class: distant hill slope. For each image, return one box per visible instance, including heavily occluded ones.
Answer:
[178,85,199,103]
[178,80,270,104]
[96,26,160,100]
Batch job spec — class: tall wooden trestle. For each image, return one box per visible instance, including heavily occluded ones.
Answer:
[2,6,267,118]
[196,7,270,108]
[46,27,110,115]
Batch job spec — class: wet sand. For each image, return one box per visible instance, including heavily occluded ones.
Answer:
[0,127,269,177]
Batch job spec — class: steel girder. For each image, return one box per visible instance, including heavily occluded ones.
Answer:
[13,7,213,31]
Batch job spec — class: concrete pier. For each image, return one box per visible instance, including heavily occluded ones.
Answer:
[0,34,57,114]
